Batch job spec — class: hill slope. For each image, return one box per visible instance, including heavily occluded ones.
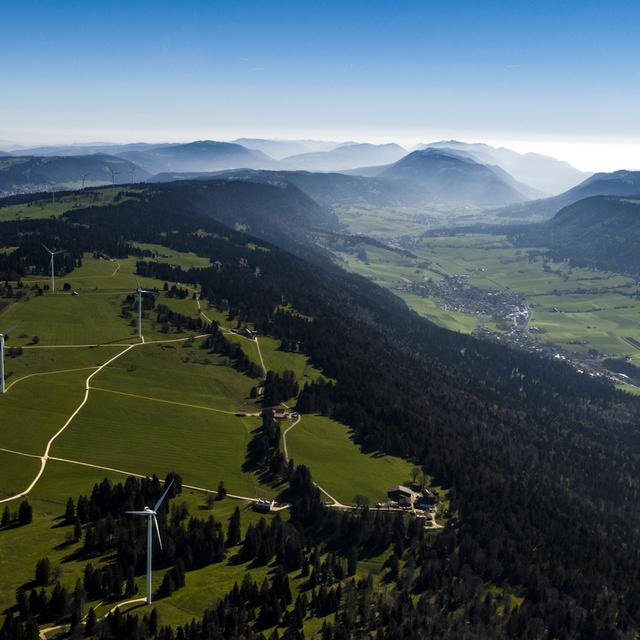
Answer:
[370,148,533,206]
[498,169,640,219]
[117,140,275,173]
[232,138,341,159]
[176,152,539,209]
[144,178,339,246]
[514,195,640,275]
[420,140,589,194]
[149,168,414,208]
[280,143,406,171]
[0,154,149,194]
[2,181,640,636]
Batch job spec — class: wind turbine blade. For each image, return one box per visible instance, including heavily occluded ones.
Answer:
[153,515,163,551]
[42,243,52,254]
[125,510,151,515]
[136,278,142,290]
[154,479,174,511]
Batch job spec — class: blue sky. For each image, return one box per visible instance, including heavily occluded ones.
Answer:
[1,0,639,169]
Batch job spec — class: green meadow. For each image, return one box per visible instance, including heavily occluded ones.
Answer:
[0,187,142,222]
[286,415,414,504]
[0,244,411,634]
[337,233,640,363]
[52,392,266,498]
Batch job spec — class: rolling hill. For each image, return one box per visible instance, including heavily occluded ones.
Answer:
[280,142,406,172]
[150,152,539,209]
[0,154,149,195]
[498,169,640,219]
[2,142,156,157]
[149,168,414,208]
[513,194,640,275]
[147,178,339,244]
[232,138,342,159]
[2,178,640,638]
[116,140,275,174]
[419,140,589,195]
[357,148,535,206]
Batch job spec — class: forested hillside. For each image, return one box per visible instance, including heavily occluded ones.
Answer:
[0,154,149,194]
[2,182,640,638]
[512,195,640,275]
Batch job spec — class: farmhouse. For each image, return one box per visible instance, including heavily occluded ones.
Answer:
[415,490,439,511]
[387,485,413,502]
[253,498,274,513]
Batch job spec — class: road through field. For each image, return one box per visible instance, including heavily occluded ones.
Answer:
[5,366,100,392]
[0,334,209,504]
[0,342,137,504]
[281,413,300,462]
[89,386,243,415]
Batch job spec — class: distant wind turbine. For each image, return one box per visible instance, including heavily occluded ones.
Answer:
[42,244,65,293]
[129,166,137,183]
[135,279,154,339]
[0,324,17,394]
[108,166,120,185]
[126,479,173,604]
[80,173,90,190]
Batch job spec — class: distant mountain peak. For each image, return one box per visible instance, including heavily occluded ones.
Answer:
[418,140,588,195]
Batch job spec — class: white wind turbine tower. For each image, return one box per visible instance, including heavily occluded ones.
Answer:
[126,480,173,605]
[108,166,120,185]
[0,324,18,394]
[135,279,154,340]
[42,244,65,293]
[80,173,90,190]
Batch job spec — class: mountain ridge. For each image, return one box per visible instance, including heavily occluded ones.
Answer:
[362,148,534,206]
[513,194,640,275]
[0,153,150,194]
[497,169,640,219]
[419,139,589,194]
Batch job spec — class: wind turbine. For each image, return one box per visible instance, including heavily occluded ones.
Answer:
[80,173,90,190]
[108,167,120,185]
[0,324,17,394]
[135,279,154,339]
[126,480,173,605]
[129,166,137,183]
[42,244,65,293]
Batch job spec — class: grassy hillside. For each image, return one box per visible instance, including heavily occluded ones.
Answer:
[0,249,418,635]
[286,415,414,504]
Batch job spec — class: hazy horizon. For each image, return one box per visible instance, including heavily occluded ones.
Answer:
[1,133,639,174]
[2,0,639,173]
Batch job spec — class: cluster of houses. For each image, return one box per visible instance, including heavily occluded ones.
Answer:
[398,273,530,331]
[387,484,439,512]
